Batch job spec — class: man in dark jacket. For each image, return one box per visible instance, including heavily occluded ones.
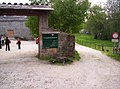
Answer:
[5,37,11,51]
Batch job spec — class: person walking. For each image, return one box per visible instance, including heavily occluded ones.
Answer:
[16,37,21,49]
[1,35,4,46]
[0,36,2,49]
[5,37,11,51]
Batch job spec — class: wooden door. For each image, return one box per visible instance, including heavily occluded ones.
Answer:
[7,30,14,38]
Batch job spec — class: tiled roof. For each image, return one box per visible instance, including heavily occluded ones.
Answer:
[0,2,53,10]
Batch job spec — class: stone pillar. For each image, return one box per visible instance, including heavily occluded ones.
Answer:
[38,14,49,58]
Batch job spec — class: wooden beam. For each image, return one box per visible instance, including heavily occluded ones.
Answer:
[0,9,50,16]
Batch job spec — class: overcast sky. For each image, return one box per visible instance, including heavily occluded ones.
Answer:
[89,0,107,5]
[0,0,30,4]
[0,0,107,4]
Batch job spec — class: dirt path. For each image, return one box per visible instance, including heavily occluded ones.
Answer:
[0,41,120,89]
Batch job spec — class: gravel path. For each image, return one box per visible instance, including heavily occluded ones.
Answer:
[0,41,120,89]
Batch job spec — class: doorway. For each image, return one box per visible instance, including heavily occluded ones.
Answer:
[7,30,14,38]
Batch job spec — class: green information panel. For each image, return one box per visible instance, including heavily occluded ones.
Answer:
[42,33,58,48]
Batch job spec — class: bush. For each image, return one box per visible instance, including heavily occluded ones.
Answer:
[49,57,73,65]
[36,50,80,65]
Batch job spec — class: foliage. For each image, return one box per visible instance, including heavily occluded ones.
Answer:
[49,57,73,65]
[25,16,38,37]
[75,50,80,61]
[85,0,120,40]
[49,50,80,65]
[86,0,120,40]
[49,0,90,33]
[85,5,107,40]
[26,0,90,36]
[105,0,120,35]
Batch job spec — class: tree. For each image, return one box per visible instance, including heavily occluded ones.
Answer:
[84,0,120,40]
[105,0,120,37]
[25,0,90,37]
[85,5,106,39]
[25,16,38,37]
[49,0,90,33]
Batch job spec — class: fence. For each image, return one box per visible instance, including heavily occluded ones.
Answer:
[76,40,120,54]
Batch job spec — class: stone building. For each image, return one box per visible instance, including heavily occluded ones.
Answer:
[0,16,33,40]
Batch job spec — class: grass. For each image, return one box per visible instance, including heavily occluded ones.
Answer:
[75,34,113,46]
[105,49,120,61]
[74,34,120,62]
[74,50,80,61]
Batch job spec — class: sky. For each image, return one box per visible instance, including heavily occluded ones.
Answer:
[0,0,31,4]
[89,0,107,6]
[0,0,107,4]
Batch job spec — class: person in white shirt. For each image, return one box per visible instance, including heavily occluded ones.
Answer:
[1,35,4,46]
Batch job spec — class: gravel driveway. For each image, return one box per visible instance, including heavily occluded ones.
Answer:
[0,41,120,89]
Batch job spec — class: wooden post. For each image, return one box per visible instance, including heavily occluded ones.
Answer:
[38,16,41,58]
[38,14,49,58]
[102,44,104,51]
[95,44,96,49]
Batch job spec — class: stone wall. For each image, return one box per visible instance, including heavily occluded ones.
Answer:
[0,16,33,40]
[58,32,75,57]
[40,31,75,58]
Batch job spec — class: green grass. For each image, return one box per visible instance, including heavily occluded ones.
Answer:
[74,50,80,61]
[74,34,120,62]
[75,34,113,46]
[105,49,120,61]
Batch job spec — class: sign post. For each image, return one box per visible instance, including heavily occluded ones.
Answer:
[112,32,119,54]
[42,32,59,48]
[112,32,119,42]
